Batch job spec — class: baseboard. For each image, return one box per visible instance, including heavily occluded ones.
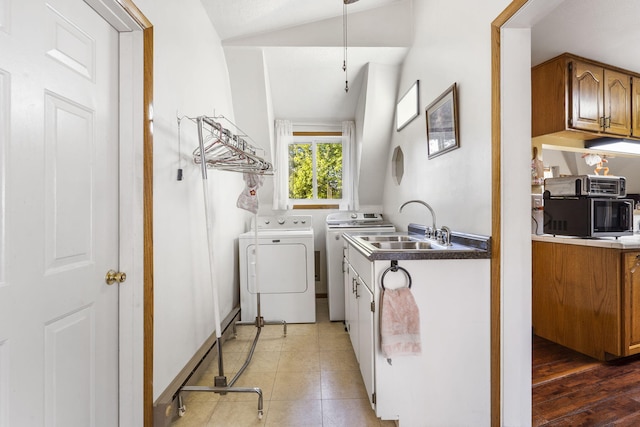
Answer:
[153,306,241,426]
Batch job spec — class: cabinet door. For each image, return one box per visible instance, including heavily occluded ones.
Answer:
[633,77,640,138]
[624,253,640,355]
[604,69,631,136]
[347,266,360,361]
[533,241,621,359]
[358,282,375,407]
[344,262,353,333]
[570,60,604,132]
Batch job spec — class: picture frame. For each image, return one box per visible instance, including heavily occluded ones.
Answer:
[425,83,459,159]
[396,80,420,131]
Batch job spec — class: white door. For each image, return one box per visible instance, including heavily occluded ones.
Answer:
[0,0,120,425]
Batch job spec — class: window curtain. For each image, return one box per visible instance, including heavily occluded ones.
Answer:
[342,121,359,210]
[273,120,292,210]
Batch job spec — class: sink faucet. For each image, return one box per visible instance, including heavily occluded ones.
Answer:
[399,200,437,237]
[437,225,452,246]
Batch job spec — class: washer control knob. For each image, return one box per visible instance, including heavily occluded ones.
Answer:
[277,218,285,225]
[350,213,357,219]
[264,219,270,224]
[293,220,298,224]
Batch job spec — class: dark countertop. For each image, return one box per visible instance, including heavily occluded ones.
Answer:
[343,224,492,261]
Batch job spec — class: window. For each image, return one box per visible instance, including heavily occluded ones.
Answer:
[288,134,343,205]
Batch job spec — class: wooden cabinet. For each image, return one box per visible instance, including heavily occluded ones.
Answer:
[570,61,631,136]
[623,252,640,354]
[532,53,636,139]
[603,68,632,136]
[633,79,640,138]
[532,241,621,360]
[533,242,640,360]
[570,60,604,133]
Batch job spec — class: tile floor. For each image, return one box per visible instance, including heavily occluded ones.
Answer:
[170,299,397,427]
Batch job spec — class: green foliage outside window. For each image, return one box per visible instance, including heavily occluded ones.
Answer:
[288,141,342,200]
[317,143,342,199]
[289,144,313,199]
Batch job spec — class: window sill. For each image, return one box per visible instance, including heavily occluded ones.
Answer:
[292,204,340,210]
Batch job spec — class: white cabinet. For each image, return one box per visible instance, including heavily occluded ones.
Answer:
[343,241,492,425]
[343,248,376,406]
[357,279,375,403]
[344,246,382,410]
[345,264,360,359]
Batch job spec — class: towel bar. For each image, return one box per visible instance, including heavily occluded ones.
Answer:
[381,260,412,289]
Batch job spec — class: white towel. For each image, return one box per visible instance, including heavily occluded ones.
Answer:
[380,287,421,361]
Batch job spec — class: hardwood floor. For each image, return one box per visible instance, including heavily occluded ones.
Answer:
[533,335,640,426]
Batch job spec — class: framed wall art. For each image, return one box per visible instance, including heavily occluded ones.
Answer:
[396,80,420,131]
[425,83,459,159]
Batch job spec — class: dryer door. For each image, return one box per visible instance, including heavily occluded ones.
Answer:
[246,242,309,294]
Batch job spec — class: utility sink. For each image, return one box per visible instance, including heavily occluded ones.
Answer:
[359,235,413,242]
[371,241,442,250]
[342,226,491,260]
[348,233,449,252]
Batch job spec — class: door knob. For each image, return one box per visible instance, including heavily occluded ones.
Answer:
[105,270,127,285]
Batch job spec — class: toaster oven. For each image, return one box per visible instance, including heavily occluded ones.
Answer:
[544,175,626,198]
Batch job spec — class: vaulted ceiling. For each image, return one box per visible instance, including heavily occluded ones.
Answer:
[199,0,640,123]
[200,0,413,122]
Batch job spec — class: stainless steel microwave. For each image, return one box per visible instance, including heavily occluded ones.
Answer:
[543,197,634,238]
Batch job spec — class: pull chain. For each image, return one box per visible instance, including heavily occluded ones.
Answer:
[177,115,184,181]
[343,2,349,92]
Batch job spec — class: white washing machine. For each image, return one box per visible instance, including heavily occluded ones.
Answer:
[325,212,395,321]
[239,215,315,323]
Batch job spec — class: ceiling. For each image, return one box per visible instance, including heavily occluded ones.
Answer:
[199,0,640,124]
[199,0,412,123]
[531,0,640,72]
[202,0,404,41]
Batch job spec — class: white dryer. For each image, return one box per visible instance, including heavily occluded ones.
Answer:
[325,212,395,321]
[239,215,315,323]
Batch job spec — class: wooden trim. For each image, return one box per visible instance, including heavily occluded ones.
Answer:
[292,131,342,136]
[490,21,502,427]
[142,25,154,427]
[115,1,154,424]
[117,0,152,28]
[535,51,640,78]
[490,1,528,426]
[292,204,340,210]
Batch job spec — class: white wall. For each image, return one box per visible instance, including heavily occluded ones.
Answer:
[379,0,513,422]
[134,0,251,401]
[543,149,640,193]
[382,0,507,235]
[224,47,276,211]
[358,63,400,206]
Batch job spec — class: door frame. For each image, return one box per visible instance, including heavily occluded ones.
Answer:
[491,0,567,425]
[81,1,153,425]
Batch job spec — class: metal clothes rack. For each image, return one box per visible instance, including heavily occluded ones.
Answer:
[177,115,282,420]
[191,115,274,175]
